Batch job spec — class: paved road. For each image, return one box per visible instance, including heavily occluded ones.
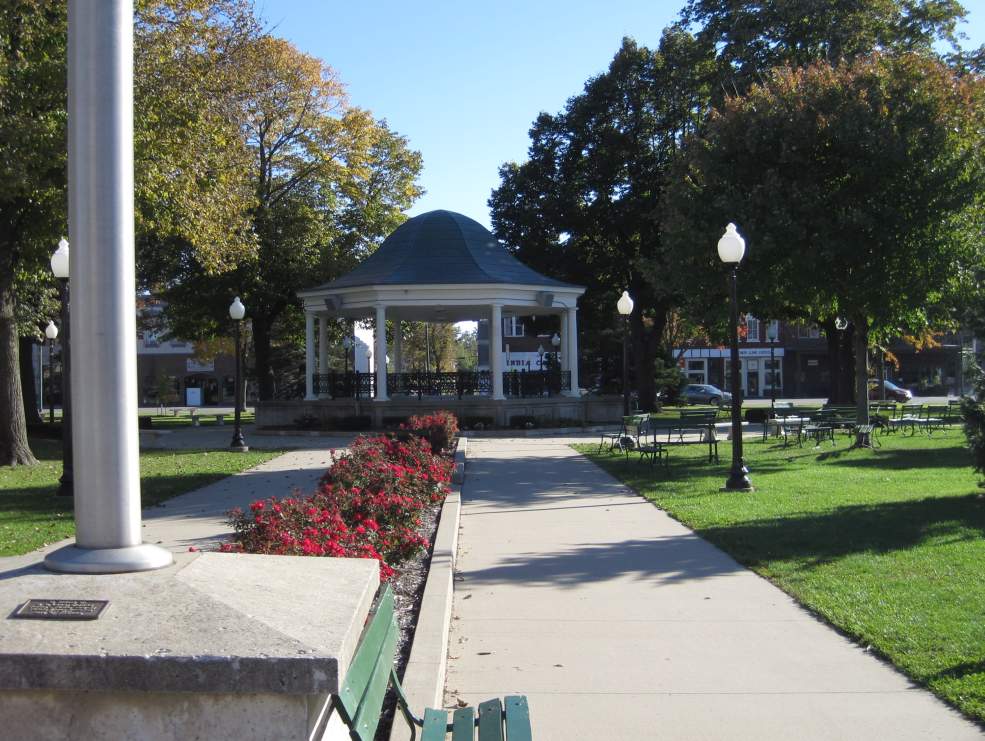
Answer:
[445,437,982,741]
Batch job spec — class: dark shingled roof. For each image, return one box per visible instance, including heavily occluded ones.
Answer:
[312,210,579,290]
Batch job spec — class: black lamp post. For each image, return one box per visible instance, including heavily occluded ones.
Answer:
[718,224,753,491]
[44,320,58,425]
[617,290,634,415]
[766,320,778,419]
[229,296,249,452]
[50,238,73,497]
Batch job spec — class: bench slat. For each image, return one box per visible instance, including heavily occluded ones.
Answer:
[504,696,532,741]
[477,698,504,741]
[350,613,400,741]
[452,707,476,741]
[422,708,450,741]
[337,587,396,723]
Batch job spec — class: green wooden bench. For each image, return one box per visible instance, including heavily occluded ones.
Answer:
[336,585,531,741]
[647,410,720,463]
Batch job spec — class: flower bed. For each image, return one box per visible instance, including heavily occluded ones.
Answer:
[404,410,459,455]
[222,433,453,579]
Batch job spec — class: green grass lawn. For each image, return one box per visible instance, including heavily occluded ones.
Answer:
[575,431,985,724]
[0,438,282,556]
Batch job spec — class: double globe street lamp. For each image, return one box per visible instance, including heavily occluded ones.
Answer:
[718,224,753,492]
[50,238,73,497]
[229,297,249,452]
[617,290,634,416]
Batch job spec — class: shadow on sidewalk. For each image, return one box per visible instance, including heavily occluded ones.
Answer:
[463,534,743,587]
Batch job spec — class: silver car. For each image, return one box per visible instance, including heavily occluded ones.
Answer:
[683,384,732,405]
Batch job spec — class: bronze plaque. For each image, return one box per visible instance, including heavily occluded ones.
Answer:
[14,599,109,620]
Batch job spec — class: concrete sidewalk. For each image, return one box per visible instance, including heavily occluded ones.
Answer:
[1,441,352,572]
[445,437,983,740]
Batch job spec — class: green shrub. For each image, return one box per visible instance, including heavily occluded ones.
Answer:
[337,415,372,431]
[293,413,320,430]
[461,415,495,430]
[509,414,538,429]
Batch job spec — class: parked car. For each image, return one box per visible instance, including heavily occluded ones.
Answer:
[868,379,912,402]
[682,384,732,406]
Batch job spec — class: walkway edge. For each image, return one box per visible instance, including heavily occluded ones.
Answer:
[388,437,466,741]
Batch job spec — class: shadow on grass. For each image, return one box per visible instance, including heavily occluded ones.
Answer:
[930,659,985,682]
[697,494,985,567]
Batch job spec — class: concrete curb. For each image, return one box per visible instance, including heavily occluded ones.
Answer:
[388,438,466,741]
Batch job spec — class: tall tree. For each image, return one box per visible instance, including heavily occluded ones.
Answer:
[135,0,260,274]
[0,2,66,466]
[490,31,714,410]
[665,53,985,429]
[148,35,423,399]
[681,0,967,93]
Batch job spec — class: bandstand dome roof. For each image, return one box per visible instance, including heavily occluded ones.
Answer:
[311,210,579,291]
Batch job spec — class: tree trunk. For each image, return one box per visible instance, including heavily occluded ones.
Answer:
[854,316,871,446]
[19,335,42,427]
[252,316,275,401]
[631,307,665,412]
[0,267,38,465]
[823,319,855,403]
[839,325,855,403]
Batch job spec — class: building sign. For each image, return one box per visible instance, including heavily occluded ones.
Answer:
[185,387,202,406]
[186,358,215,372]
[677,347,784,359]
[504,351,554,370]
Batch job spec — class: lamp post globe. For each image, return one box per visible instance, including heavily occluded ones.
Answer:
[45,321,58,425]
[229,297,249,452]
[50,238,72,497]
[718,224,752,491]
[617,290,633,415]
[717,223,745,264]
[51,237,70,279]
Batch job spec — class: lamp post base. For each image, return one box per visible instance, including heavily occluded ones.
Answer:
[44,543,174,574]
[230,445,250,453]
[721,464,754,492]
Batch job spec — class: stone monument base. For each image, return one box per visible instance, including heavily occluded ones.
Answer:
[0,552,378,740]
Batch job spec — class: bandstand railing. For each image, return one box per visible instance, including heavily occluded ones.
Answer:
[311,370,571,399]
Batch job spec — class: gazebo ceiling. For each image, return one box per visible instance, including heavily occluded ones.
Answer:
[309,210,580,291]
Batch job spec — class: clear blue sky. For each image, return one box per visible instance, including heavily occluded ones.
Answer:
[265,0,985,229]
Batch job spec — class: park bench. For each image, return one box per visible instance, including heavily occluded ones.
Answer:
[598,414,647,454]
[649,410,720,463]
[819,405,858,435]
[772,407,816,447]
[336,585,531,741]
[923,404,950,434]
[887,403,925,435]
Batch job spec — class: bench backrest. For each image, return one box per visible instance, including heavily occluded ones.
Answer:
[679,410,717,424]
[336,586,401,741]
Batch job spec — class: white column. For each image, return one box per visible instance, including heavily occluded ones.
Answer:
[393,320,403,373]
[559,312,570,371]
[45,0,172,573]
[317,315,329,398]
[375,304,388,401]
[490,304,505,400]
[566,306,580,396]
[305,312,316,400]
